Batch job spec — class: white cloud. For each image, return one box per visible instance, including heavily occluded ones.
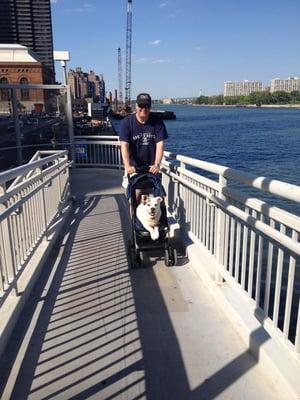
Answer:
[152,59,169,64]
[148,40,162,46]
[50,0,58,3]
[74,4,94,12]
[159,2,168,7]
[133,57,147,63]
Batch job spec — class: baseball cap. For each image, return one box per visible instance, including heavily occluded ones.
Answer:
[136,93,152,106]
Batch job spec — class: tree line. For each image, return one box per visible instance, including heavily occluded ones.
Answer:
[193,91,300,106]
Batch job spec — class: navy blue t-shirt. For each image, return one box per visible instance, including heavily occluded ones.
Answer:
[119,113,168,167]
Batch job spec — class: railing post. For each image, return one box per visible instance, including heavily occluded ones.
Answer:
[0,184,18,295]
[215,174,227,284]
[37,167,48,238]
[295,299,300,353]
[178,161,186,224]
[11,87,23,166]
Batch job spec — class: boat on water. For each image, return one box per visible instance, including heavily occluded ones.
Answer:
[151,109,176,120]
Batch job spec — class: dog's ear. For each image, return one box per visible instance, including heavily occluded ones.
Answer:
[141,194,149,204]
[156,197,163,203]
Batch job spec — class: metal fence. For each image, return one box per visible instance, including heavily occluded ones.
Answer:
[0,150,71,297]
[161,151,300,354]
[72,136,121,168]
[1,135,299,356]
[0,83,74,169]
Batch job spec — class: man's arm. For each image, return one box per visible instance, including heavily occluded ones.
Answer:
[149,140,165,174]
[120,141,135,174]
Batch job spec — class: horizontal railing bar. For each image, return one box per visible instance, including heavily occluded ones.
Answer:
[0,151,67,185]
[177,166,220,191]
[0,144,57,152]
[164,152,300,204]
[1,159,69,202]
[169,171,300,256]
[75,136,119,140]
[74,163,122,168]
[223,187,300,232]
[74,141,120,146]
[0,163,70,222]
[0,83,67,90]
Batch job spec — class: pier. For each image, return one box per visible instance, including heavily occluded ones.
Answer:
[0,136,299,399]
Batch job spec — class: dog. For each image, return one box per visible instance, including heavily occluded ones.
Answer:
[136,194,162,240]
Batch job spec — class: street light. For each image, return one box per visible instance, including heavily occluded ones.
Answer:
[53,50,75,164]
[53,51,70,85]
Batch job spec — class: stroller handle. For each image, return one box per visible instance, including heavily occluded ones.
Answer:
[135,166,150,173]
[127,166,150,178]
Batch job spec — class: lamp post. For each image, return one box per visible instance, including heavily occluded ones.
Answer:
[53,51,75,164]
[53,51,70,85]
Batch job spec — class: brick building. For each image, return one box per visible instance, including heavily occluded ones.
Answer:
[68,68,106,103]
[0,44,52,113]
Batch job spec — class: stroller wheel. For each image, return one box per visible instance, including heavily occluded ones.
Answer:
[128,240,141,269]
[164,247,177,267]
[164,248,172,267]
[171,247,178,266]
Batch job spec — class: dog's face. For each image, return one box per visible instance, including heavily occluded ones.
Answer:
[140,194,162,218]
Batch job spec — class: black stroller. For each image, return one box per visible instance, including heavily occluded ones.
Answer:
[126,167,177,268]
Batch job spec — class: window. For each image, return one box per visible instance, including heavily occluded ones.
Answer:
[20,77,29,101]
[0,77,10,101]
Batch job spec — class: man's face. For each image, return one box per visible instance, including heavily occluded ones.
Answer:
[136,103,151,118]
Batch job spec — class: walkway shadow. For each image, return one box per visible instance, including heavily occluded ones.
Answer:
[0,188,273,400]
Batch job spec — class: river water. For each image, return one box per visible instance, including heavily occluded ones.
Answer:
[113,105,300,214]
[161,105,300,185]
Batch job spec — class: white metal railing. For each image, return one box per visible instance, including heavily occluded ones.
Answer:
[1,136,299,356]
[73,136,121,168]
[0,150,71,297]
[161,151,300,355]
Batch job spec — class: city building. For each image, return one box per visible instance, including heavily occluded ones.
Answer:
[162,97,174,104]
[0,0,55,82]
[68,68,105,104]
[270,77,300,93]
[0,44,51,113]
[224,80,263,96]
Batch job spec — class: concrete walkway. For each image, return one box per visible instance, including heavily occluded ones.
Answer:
[0,169,282,400]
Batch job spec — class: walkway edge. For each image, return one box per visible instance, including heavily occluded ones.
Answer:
[0,203,72,360]
[174,226,300,400]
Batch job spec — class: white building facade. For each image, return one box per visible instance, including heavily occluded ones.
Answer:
[270,77,300,93]
[224,80,263,96]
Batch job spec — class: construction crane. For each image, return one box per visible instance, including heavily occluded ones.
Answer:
[118,47,123,109]
[125,0,132,110]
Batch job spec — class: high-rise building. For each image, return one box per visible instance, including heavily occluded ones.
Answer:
[0,0,55,79]
[224,80,263,96]
[270,77,300,93]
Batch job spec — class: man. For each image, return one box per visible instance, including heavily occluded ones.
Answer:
[119,93,168,175]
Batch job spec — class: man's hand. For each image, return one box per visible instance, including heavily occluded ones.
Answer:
[126,166,136,175]
[149,164,160,174]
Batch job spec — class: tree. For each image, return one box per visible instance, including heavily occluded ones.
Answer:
[290,91,300,103]
[272,91,292,104]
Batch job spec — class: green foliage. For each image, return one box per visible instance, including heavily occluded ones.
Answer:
[290,91,300,103]
[192,90,300,106]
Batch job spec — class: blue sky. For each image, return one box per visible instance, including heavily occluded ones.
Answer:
[51,0,300,99]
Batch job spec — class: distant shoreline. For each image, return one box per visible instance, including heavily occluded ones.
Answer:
[190,104,300,109]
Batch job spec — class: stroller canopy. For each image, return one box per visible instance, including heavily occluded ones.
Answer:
[127,172,166,202]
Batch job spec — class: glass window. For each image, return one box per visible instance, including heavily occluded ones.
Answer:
[0,77,10,101]
[20,77,29,101]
